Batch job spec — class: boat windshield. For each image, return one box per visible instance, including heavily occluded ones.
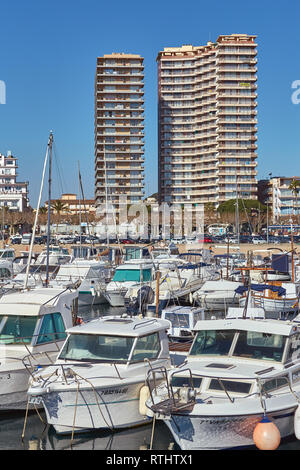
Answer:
[190,329,286,362]
[233,330,286,362]
[58,333,135,363]
[0,315,38,344]
[112,268,151,282]
[164,312,190,328]
[190,329,236,357]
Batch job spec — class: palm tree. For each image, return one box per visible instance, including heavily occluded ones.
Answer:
[50,200,69,231]
[288,179,300,222]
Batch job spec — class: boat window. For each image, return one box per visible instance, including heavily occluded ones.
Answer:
[171,375,202,388]
[112,268,151,282]
[189,329,236,356]
[233,331,286,362]
[0,315,37,344]
[36,313,67,344]
[164,312,190,328]
[131,333,160,361]
[285,334,300,364]
[58,333,135,363]
[263,376,288,393]
[0,267,11,279]
[0,250,14,258]
[193,312,203,326]
[208,379,251,395]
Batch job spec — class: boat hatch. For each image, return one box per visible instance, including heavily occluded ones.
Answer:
[206,363,235,370]
[208,379,252,394]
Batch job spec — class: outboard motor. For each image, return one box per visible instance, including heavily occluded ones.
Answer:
[126,285,155,317]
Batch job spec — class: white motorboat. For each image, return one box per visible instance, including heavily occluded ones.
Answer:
[104,260,155,307]
[53,259,113,306]
[192,279,243,311]
[126,259,214,316]
[0,286,79,410]
[145,311,300,450]
[27,315,171,434]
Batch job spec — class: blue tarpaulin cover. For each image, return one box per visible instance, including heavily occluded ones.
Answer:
[271,254,289,273]
[235,283,286,297]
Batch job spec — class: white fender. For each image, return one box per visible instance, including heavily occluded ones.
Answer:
[139,385,150,416]
[294,404,300,439]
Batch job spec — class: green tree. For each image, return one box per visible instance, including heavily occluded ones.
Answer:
[50,201,69,229]
[288,179,300,221]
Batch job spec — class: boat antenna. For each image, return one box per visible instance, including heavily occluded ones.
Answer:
[24,131,53,289]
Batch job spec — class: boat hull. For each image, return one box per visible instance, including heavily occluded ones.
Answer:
[78,291,107,306]
[37,381,152,434]
[104,290,127,307]
[163,407,296,450]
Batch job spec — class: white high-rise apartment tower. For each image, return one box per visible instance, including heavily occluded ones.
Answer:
[94,53,145,219]
[157,34,258,209]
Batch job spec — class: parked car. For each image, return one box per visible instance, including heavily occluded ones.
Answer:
[21,233,32,245]
[252,236,266,244]
[34,236,44,245]
[11,235,22,244]
[120,238,135,244]
[198,235,213,244]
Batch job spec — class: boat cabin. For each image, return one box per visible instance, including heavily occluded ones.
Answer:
[57,316,170,365]
[161,305,205,341]
[0,287,78,349]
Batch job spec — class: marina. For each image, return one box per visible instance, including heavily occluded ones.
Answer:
[1,0,300,455]
[0,237,300,451]
[1,302,300,451]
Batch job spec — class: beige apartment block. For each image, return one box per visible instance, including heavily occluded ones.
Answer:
[157,34,258,209]
[94,53,145,218]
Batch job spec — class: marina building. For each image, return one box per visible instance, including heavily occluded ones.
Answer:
[0,151,29,211]
[157,34,258,210]
[94,53,145,219]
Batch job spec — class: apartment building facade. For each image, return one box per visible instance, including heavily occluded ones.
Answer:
[259,177,300,222]
[157,34,258,209]
[0,152,29,211]
[94,53,145,219]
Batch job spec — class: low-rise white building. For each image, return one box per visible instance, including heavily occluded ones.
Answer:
[0,152,29,211]
[259,176,300,221]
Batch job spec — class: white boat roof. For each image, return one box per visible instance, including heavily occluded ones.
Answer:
[199,280,242,291]
[0,287,76,316]
[66,315,170,337]
[162,306,204,315]
[193,317,300,337]
[116,261,153,269]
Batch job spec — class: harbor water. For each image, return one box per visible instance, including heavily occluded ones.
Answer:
[1,303,300,451]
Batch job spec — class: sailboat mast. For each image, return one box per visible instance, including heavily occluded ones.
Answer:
[45,132,53,285]
[103,147,109,246]
[24,131,52,289]
[78,161,82,255]
[235,170,240,244]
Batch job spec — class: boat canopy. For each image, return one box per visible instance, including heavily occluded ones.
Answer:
[235,283,286,297]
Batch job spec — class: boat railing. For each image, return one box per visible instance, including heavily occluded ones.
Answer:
[133,318,158,330]
[146,367,300,416]
[0,330,67,373]
[146,366,197,414]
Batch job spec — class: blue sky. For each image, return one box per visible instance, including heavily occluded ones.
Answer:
[0,0,299,207]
